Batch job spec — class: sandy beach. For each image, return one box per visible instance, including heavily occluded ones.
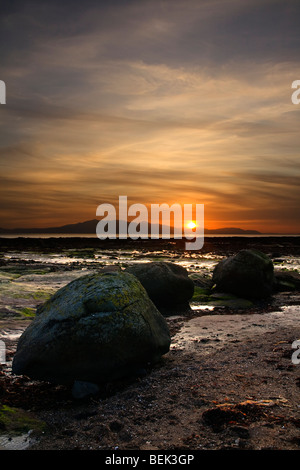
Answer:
[0,236,300,451]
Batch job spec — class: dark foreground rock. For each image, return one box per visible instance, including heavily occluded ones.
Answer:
[274,270,300,292]
[12,272,170,385]
[125,261,194,313]
[212,249,274,299]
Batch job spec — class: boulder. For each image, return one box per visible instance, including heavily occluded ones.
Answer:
[212,249,274,299]
[125,262,194,312]
[12,272,170,385]
[274,271,300,292]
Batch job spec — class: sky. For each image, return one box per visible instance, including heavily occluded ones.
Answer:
[0,0,299,233]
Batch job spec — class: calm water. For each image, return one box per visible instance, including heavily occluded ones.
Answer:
[1,233,299,238]
[2,244,300,273]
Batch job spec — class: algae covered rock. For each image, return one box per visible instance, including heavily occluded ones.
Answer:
[12,272,171,385]
[125,261,194,312]
[274,271,300,292]
[0,404,47,437]
[212,249,274,299]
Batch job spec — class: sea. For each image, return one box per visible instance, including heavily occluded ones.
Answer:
[1,233,299,238]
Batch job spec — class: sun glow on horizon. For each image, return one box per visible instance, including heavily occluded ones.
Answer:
[186,221,197,229]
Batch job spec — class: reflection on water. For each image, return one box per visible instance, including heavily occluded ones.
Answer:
[1,248,299,320]
[171,305,300,354]
[191,305,214,311]
[0,432,35,450]
[3,248,299,271]
[3,248,224,272]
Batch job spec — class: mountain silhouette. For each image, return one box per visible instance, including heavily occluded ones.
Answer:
[0,219,261,235]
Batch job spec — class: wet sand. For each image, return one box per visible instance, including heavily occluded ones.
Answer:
[0,236,300,451]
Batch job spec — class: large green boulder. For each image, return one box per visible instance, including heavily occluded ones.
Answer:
[125,262,194,313]
[12,272,170,385]
[212,249,274,299]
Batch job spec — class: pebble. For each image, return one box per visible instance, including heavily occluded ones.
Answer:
[72,380,100,399]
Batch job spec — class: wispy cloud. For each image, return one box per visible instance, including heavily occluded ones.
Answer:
[0,0,299,231]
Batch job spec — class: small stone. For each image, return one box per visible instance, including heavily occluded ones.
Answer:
[230,425,250,439]
[72,380,100,399]
[109,420,124,432]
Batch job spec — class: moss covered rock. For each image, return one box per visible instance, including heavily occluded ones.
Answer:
[12,272,170,385]
[212,249,274,299]
[0,404,46,436]
[125,262,194,312]
[274,271,300,292]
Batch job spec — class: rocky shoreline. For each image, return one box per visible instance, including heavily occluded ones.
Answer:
[0,235,300,256]
[0,236,300,451]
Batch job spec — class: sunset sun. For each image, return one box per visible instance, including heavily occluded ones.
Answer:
[186,221,197,229]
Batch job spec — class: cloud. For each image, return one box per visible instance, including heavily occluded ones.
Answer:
[0,0,299,231]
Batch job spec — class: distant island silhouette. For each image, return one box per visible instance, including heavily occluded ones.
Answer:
[0,219,261,235]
